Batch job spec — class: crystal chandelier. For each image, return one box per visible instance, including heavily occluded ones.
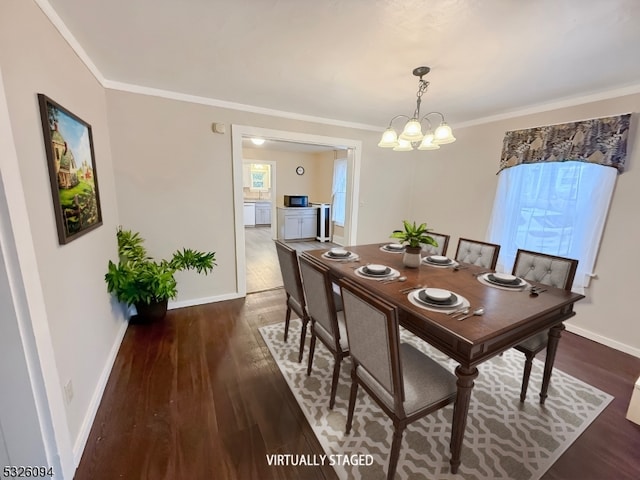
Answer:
[378,66,456,151]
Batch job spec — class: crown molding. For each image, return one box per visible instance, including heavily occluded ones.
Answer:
[101,79,381,132]
[456,82,640,129]
[35,0,106,84]
[38,0,640,134]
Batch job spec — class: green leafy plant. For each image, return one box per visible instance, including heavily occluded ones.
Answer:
[390,220,438,249]
[105,227,216,306]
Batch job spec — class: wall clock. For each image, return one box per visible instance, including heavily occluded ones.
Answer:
[296,166,305,175]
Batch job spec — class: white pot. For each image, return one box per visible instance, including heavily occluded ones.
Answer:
[403,247,422,268]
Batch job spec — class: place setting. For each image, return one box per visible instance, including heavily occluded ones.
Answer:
[354,263,401,281]
[407,287,471,314]
[321,247,360,262]
[477,272,530,291]
[380,242,405,253]
[421,254,459,269]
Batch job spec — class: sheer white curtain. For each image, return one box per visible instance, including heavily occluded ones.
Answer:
[487,161,617,293]
[331,158,347,227]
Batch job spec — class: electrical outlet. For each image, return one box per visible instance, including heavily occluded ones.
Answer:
[64,380,74,404]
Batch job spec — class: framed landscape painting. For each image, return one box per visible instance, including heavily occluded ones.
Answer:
[38,94,103,244]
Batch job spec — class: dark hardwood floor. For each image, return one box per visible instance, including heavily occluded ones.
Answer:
[75,235,640,479]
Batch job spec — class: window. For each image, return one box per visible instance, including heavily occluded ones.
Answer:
[331,158,347,227]
[487,161,616,292]
[249,163,270,191]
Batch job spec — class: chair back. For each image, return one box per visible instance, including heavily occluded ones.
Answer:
[421,232,450,256]
[275,240,306,311]
[455,238,501,269]
[339,278,403,403]
[298,254,342,347]
[512,249,578,291]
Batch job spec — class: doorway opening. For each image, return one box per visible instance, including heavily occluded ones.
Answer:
[231,126,361,296]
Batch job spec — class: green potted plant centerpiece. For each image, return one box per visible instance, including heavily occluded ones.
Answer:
[105,227,216,322]
[390,220,438,268]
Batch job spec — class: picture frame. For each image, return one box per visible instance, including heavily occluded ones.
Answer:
[38,94,103,244]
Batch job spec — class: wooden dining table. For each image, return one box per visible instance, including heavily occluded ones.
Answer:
[303,243,585,474]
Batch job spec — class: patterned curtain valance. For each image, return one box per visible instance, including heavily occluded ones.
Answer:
[499,113,632,174]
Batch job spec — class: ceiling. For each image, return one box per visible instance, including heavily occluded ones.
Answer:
[44,0,640,130]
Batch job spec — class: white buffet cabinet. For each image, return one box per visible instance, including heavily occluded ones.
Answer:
[277,206,318,240]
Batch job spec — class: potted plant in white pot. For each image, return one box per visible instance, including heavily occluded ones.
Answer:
[390,220,438,268]
[105,227,216,322]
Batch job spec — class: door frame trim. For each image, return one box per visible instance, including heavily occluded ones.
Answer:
[231,125,361,296]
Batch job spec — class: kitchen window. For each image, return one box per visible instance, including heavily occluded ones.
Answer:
[249,163,270,191]
[332,158,347,227]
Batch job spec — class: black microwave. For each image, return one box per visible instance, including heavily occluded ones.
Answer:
[284,195,309,207]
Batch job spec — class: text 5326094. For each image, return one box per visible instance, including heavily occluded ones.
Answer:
[3,466,54,478]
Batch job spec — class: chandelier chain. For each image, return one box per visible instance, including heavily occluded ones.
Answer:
[413,79,430,118]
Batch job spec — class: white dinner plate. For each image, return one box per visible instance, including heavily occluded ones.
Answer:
[358,265,392,277]
[412,289,462,308]
[483,273,524,288]
[424,256,453,265]
[423,288,452,302]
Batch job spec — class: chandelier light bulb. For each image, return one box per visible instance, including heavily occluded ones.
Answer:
[393,138,414,152]
[433,122,456,144]
[378,128,399,148]
[417,132,440,150]
[399,119,424,142]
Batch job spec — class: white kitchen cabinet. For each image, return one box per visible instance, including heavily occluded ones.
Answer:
[277,207,318,240]
[243,202,256,226]
[255,202,271,225]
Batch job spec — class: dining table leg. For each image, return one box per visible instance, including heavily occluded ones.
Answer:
[539,322,565,404]
[449,364,478,474]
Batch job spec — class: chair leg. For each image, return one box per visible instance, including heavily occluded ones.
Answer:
[297,315,308,363]
[283,305,292,343]
[387,423,406,480]
[345,374,359,434]
[329,355,342,410]
[306,331,316,376]
[520,352,535,402]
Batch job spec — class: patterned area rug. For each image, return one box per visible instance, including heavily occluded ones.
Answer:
[259,320,612,480]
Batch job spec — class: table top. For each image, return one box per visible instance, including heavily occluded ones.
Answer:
[304,243,585,367]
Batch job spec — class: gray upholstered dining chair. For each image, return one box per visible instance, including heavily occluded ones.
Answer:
[454,237,501,270]
[299,254,350,409]
[274,240,310,363]
[339,278,457,480]
[511,249,578,402]
[421,232,450,256]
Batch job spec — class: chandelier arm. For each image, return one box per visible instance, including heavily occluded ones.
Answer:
[420,111,446,123]
[386,114,410,128]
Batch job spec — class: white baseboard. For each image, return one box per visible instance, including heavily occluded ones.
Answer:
[72,320,128,465]
[169,291,244,310]
[566,323,640,359]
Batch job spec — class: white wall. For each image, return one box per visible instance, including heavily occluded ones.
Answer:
[0,196,49,472]
[0,0,126,471]
[242,147,335,205]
